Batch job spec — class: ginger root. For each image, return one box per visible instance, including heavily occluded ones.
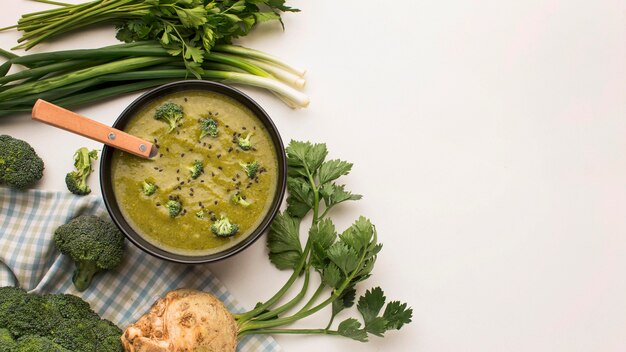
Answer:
[121,288,237,352]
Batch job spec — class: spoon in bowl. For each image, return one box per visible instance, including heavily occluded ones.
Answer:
[31,99,157,159]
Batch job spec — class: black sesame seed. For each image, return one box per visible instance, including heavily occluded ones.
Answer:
[184,98,188,102]
[153,167,158,170]
[231,177,236,182]
[214,200,218,205]
[217,154,221,159]
[208,144,212,149]
[181,153,185,157]
[218,166,222,170]
[180,181,184,185]
[190,188,194,192]
[211,172,215,177]
[166,147,169,152]
[176,169,180,173]
[242,126,247,130]
[159,154,163,158]
[156,202,161,206]
[201,180,205,183]
[228,147,233,153]
[226,188,230,192]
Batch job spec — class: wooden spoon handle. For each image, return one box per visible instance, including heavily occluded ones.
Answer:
[32,99,156,159]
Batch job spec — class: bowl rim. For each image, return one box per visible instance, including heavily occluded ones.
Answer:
[100,80,287,264]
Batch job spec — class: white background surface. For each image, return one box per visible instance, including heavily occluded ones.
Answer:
[1,1,626,351]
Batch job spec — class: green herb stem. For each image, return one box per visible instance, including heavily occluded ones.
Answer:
[251,267,311,322]
[213,44,306,77]
[235,241,312,323]
[238,328,339,339]
[0,56,170,100]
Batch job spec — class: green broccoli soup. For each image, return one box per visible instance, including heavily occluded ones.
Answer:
[111,90,278,255]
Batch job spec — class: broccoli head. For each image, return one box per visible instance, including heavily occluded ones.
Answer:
[166,199,182,218]
[239,161,259,178]
[53,215,125,292]
[188,160,204,179]
[65,147,98,195]
[231,192,251,207]
[211,215,239,237]
[15,335,70,352]
[0,135,44,189]
[142,180,157,196]
[154,102,183,132]
[0,290,122,352]
[237,133,253,150]
[199,117,218,140]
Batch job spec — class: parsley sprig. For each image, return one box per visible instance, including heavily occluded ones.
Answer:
[235,141,412,342]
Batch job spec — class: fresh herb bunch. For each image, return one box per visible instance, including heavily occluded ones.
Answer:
[4,0,298,77]
[0,42,309,116]
[234,141,412,342]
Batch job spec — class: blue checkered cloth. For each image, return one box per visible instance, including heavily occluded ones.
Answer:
[0,187,281,352]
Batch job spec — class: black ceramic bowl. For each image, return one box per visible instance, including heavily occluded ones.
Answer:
[100,80,287,264]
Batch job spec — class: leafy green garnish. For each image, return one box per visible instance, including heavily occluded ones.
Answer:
[235,140,412,344]
[114,0,300,77]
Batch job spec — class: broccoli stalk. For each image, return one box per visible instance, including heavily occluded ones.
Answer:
[65,147,98,195]
[53,215,125,292]
[154,102,184,132]
[142,180,157,196]
[188,160,204,179]
[211,215,239,237]
[239,161,259,178]
[199,117,218,140]
[0,135,44,189]
[237,133,253,150]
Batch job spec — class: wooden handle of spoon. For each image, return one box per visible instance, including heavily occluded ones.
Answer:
[32,99,156,159]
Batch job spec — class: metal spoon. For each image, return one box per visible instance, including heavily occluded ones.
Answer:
[31,99,157,159]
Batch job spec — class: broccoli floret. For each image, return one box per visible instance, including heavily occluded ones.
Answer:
[53,215,125,292]
[188,160,204,179]
[0,287,46,338]
[65,147,98,196]
[165,200,182,218]
[0,290,122,352]
[0,135,44,189]
[211,215,239,237]
[154,102,183,132]
[0,328,17,352]
[199,117,218,140]
[237,133,253,150]
[15,335,70,352]
[239,161,259,178]
[142,180,157,196]
[231,192,251,207]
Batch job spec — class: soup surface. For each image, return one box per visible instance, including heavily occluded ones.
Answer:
[111,90,278,255]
